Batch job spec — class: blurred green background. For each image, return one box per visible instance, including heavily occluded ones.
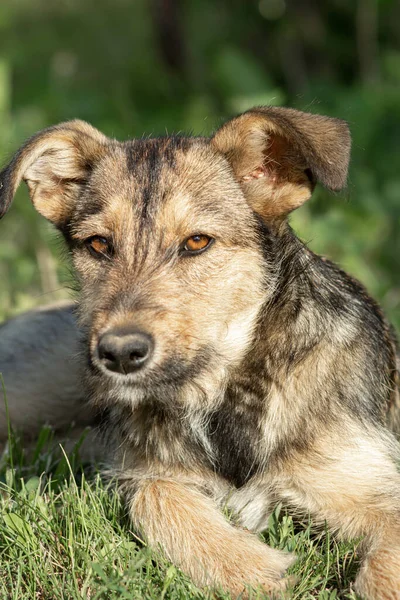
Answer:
[0,0,399,329]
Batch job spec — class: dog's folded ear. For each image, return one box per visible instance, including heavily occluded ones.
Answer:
[212,106,351,221]
[0,120,109,226]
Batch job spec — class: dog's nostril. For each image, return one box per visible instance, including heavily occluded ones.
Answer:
[97,329,154,375]
[130,349,146,360]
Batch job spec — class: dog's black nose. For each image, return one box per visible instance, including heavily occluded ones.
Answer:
[97,328,154,375]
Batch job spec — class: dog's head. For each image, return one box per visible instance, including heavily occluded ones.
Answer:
[0,108,350,406]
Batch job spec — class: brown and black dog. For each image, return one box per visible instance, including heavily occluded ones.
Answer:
[0,107,399,598]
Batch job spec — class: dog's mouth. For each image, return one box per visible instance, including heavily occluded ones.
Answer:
[87,340,214,400]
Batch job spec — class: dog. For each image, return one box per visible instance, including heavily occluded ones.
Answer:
[0,107,399,599]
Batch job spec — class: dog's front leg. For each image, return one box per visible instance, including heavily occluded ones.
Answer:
[127,474,295,598]
[274,423,400,600]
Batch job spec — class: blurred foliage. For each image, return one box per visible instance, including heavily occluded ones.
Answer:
[0,0,399,329]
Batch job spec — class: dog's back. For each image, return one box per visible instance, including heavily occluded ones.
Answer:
[0,302,90,439]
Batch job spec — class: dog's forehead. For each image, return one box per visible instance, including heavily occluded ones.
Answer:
[76,135,250,226]
[94,135,237,193]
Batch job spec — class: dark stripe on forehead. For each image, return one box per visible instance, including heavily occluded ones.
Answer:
[125,135,192,172]
[125,136,193,222]
[142,142,162,221]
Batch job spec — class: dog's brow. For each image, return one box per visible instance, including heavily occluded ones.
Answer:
[75,198,104,220]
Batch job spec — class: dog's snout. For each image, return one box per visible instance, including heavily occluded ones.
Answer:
[97,328,154,375]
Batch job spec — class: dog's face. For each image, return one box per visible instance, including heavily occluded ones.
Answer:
[0,108,350,405]
[69,137,268,398]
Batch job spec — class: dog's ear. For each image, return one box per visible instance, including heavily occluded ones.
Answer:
[0,120,109,226]
[212,106,351,221]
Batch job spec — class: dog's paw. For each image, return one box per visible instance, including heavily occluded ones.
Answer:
[355,550,400,600]
[257,573,297,599]
[215,542,296,599]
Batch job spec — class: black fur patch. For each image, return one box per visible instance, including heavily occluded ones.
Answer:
[206,388,263,488]
[125,136,192,224]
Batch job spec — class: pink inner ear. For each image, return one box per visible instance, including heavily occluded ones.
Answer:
[239,133,290,186]
[239,133,308,190]
[240,165,280,185]
[240,166,266,182]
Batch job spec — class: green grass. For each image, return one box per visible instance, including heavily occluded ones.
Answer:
[0,420,362,600]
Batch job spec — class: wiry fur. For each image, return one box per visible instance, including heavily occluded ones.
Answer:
[0,107,399,598]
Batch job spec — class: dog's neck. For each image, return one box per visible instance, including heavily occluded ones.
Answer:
[90,222,395,486]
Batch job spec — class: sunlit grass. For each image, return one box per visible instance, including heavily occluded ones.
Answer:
[0,414,361,600]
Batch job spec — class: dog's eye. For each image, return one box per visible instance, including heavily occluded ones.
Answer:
[85,236,112,258]
[181,235,213,255]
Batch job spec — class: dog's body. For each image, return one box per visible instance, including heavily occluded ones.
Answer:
[0,303,83,437]
[1,108,400,598]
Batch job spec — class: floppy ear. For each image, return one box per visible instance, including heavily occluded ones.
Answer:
[0,120,109,227]
[212,106,351,221]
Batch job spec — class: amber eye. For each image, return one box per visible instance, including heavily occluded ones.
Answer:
[85,236,112,258]
[181,234,213,256]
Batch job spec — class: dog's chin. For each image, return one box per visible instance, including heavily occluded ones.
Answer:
[89,357,153,386]
[86,348,213,407]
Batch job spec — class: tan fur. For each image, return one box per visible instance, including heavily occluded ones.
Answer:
[130,475,295,598]
[212,106,351,221]
[1,120,108,224]
[271,423,400,598]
